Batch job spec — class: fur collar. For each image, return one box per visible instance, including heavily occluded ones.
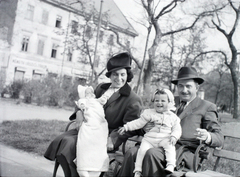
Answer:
[100,83,131,96]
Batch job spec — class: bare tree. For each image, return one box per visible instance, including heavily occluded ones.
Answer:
[194,0,240,118]
[210,0,240,119]
[153,26,207,93]
[139,0,218,93]
[203,64,233,112]
[63,0,134,86]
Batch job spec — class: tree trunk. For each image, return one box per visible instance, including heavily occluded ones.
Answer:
[228,58,239,119]
[143,20,162,93]
[227,33,239,119]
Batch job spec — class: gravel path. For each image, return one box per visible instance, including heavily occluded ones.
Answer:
[0,98,74,123]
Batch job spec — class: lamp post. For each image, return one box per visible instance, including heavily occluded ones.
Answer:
[91,0,104,85]
[136,24,152,94]
[60,11,71,83]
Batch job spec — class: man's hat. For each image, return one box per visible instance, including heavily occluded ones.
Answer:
[171,67,204,85]
[105,52,132,78]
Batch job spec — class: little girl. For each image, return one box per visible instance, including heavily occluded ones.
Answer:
[118,88,182,177]
[75,85,109,177]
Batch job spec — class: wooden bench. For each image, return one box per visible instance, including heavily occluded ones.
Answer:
[186,126,240,177]
[53,121,240,177]
[121,124,240,177]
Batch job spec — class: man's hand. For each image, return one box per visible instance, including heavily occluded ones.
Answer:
[194,128,209,141]
[118,127,126,135]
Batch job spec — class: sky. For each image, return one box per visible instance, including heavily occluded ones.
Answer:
[113,0,240,67]
[113,0,147,59]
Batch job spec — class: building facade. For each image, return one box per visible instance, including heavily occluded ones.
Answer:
[0,0,138,87]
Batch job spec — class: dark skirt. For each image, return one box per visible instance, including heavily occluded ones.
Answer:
[44,128,78,168]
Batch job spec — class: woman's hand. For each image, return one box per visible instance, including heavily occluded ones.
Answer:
[75,111,84,131]
[118,127,126,135]
[143,122,155,133]
[107,137,114,151]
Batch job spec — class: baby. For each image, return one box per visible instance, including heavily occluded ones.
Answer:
[118,88,182,176]
[75,86,106,112]
[75,85,109,177]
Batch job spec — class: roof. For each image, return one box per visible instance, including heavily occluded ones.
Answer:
[43,0,138,37]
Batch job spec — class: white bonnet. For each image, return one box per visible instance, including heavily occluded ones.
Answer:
[77,85,94,99]
[151,88,176,111]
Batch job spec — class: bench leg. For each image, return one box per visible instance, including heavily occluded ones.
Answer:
[56,154,72,177]
[53,160,59,177]
[213,157,220,171]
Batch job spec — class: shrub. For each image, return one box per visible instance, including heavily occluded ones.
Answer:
[63,79,79,107]
[3,76,82,108]
[22,80,46,105]
[0,70,6,96]
[9,80,24,99]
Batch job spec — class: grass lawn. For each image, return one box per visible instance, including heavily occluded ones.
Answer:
[0,119,69,156]
[1,117,240,176]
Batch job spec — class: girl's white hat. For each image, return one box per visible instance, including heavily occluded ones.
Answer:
[151,88,176,111]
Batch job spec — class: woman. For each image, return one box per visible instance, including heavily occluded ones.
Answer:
[44,52,143,177]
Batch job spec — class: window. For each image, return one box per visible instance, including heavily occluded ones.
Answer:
[71,20,78,34]
[48,72,58,78]
[55,15,62,28]
[85,25,92,38]
[0,27,8,40]
[63,75,72,86]
[94,56,99,67]
[37,39,44,55]
[126,40,130,48]
[32,70,43,80]
[21,36,29,52]
[51,43,58,58]
[67,47,73,61]
[41,10,49,25]
[99,30,104,43]
[75,77,87,85]
[107,34,114,46]
[67,48,72,62]
[25,4,34,20]
[14,69,25,81]
[32,73,42,80]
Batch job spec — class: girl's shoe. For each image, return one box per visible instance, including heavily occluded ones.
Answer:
[134,171,142,177]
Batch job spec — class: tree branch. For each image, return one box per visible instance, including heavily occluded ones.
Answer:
[228,0,240,37]
[194,50,229,67]
[156,0,177,19]
[106,27,142,68]
[162,4,226,36]
[211,1,239,38]
[212,20,228,37]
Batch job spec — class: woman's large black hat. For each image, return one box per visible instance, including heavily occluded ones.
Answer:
[105,52,132,78]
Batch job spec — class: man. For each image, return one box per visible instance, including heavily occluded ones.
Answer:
[171,67,224,171]
[117,66,224,177]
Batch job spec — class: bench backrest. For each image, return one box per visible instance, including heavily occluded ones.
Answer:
[212,125,240,171]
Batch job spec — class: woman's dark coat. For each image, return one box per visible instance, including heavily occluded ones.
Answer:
[44,83,143,171]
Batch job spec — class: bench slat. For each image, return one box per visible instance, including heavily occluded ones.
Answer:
[186,170,232,177]
[213,149,240,161]
[222,125,240,140]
